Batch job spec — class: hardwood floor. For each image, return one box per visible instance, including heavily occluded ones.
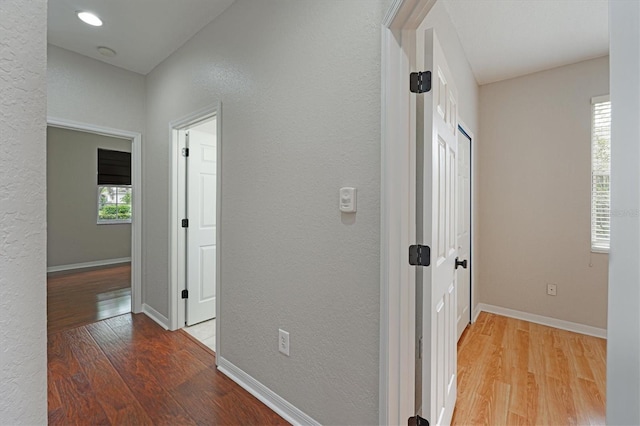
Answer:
[47,275,605,425]
[452,312,606,426]
[48,313,287,425]
[48,264,131,335]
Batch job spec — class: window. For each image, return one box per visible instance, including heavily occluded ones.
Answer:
[591,95,611,252]
[98,186,132,223]
[97,148,132,224]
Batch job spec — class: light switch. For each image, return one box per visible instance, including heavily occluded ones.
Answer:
[339,187,357,213]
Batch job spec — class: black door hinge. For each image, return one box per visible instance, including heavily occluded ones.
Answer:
[409,244,431,267]
[410,71,432,94]
[181,289,189,299]
[408,415,429,426]
[182,148,189,157]
[182,219,189,228]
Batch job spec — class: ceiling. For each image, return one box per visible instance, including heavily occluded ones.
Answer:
[48,0,236,75]
[442,0,609,85]
[48,0,609,83]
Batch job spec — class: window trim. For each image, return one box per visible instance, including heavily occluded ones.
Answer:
[591,94,611,253]
[97,185,132,225]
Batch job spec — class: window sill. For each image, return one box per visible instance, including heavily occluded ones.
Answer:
[97,220,132,225]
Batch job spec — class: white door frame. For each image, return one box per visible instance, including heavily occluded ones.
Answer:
[46,117,143,314]
[457,119,476,326]
[380,1,436,424]
[168,103,222,353]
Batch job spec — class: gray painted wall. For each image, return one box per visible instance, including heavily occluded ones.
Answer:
[607,1,640,423]
[0,1,48,424]
[47,44,146,134]
[478,56,609,328]
[47,127,132,268]
[4,1,640,424]
[144,0,388,423]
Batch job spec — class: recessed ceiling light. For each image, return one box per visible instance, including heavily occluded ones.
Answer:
[97,46,117,57]
[77,11,103,27]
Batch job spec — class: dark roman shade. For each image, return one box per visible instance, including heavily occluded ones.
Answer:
[97,148,131,185]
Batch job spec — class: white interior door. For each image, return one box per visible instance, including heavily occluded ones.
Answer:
[186,125,217,326]
[418,28,458,425]
[456,129,471,341]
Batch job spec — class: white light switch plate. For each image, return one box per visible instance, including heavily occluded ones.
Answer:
[339,187,357,213]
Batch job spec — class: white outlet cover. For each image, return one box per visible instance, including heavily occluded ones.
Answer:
[279,329,290,356]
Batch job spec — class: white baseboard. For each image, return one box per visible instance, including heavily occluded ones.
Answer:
[217,357,320,426]
[142,304,169,330]
[476,303,607,339]
[47,257,131,273]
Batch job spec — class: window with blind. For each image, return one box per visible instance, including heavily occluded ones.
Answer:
[591,95,611,252]
[97,149,132,224]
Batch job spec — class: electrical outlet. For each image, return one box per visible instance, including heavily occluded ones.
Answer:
[547,284,557,296]
[278,329,290,356]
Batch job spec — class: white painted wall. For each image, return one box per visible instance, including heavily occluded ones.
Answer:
[145,0,388,423]
[478,57,609,329]
[47,44,146,133]
[420,2,480,311]
[607,1,640,423]
[0,1,48,424]
[47,127,132,268]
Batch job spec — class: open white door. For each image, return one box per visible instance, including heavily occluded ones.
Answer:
[417,28,459,425]
[186,125,217,326]
[456,128,471,341]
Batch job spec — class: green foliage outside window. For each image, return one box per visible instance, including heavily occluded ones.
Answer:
[98,186,132,222]
[99,204,131,220]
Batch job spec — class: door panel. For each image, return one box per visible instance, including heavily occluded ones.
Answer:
[456,129,471,340]
[418,28,458,426]
[201,175,216,226]
[199,246,216,299]
[186,125,217,326]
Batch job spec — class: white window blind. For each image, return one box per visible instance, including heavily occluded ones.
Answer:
[591,95,611,252]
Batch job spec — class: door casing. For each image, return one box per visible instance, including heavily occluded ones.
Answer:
[457,121,473,339]
[168,103,222,361]
[380,1,478,424]
[46,117,143,315]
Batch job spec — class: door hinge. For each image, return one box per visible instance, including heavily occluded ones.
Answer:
[418,335,423,359]
[182,148,189,157]
[410,71,432,94]
[181,219,189,228]
[455,257,468,270]
[408,415,429,426]
[409,244,431,267]
[181,289,189,299]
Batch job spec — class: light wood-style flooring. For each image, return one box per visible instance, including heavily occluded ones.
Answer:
[48,313,288,425]
[47,264,131,335]
[452,312,606,426]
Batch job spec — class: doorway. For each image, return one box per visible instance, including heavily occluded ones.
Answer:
[456,123,472,340]
[180,117,218,351]
[380,1,472,423]
[169,105,221,357]
[46,119,142,334]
